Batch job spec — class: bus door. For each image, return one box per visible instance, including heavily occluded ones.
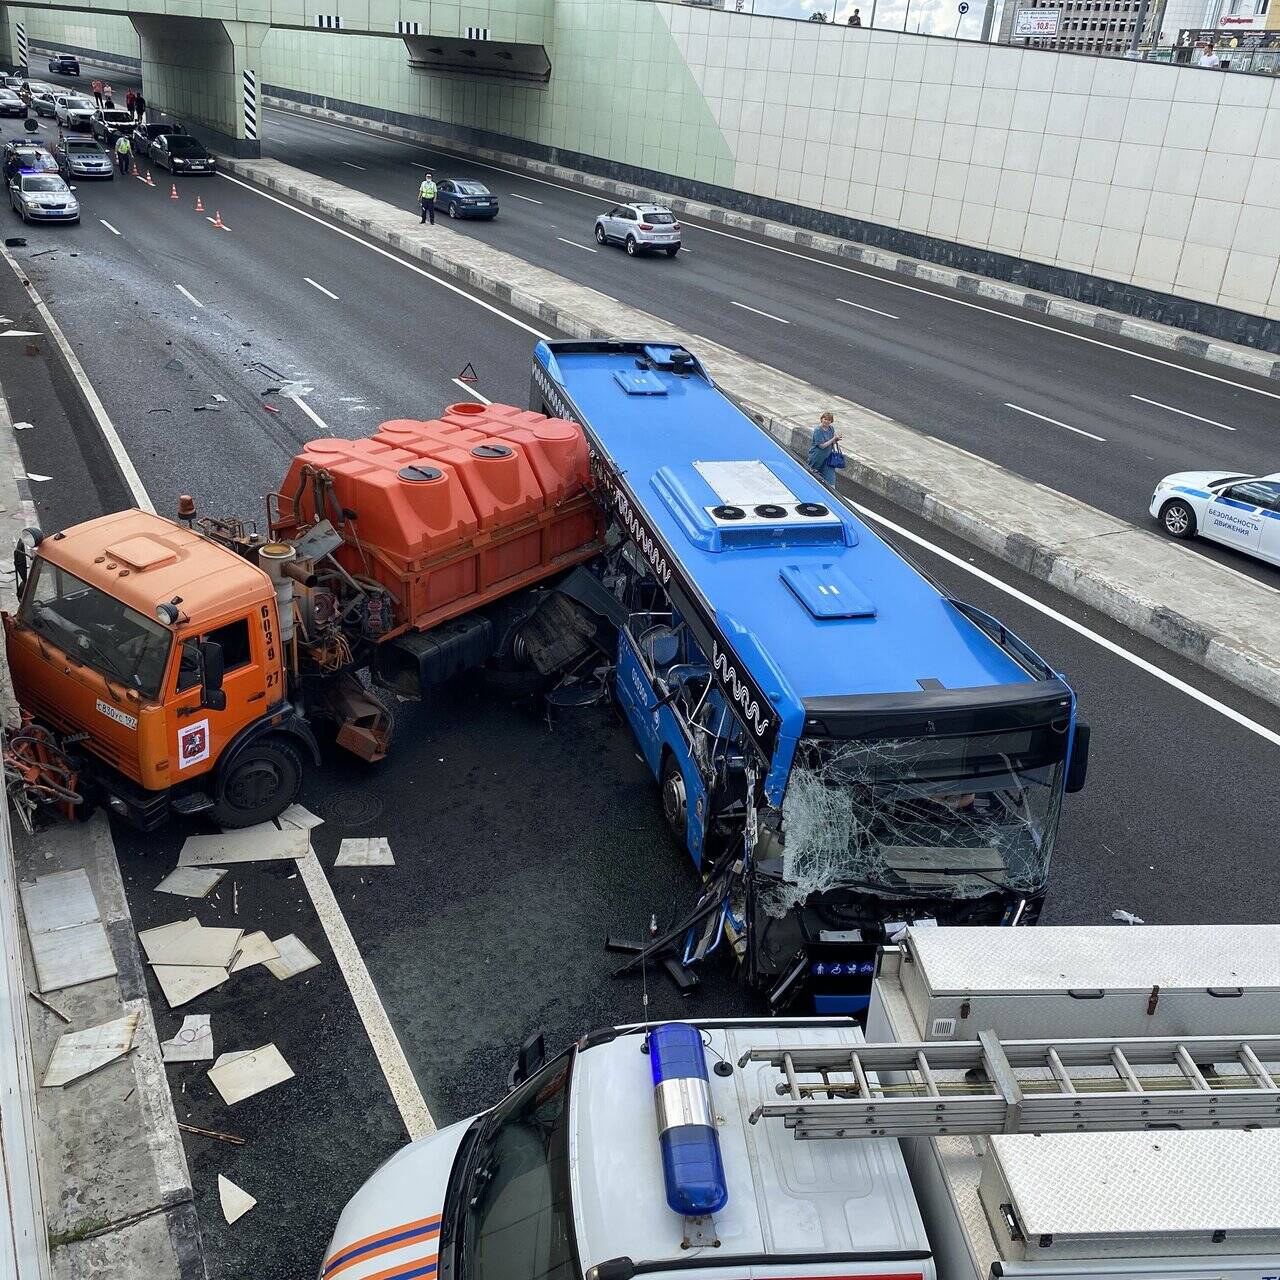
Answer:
[615,615,669,774]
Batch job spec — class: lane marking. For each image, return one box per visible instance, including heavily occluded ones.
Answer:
[1130,393,1236,432]
[838,296,899,320]
[99,218,120,235]
[731,299,789,324]
[173,283,204,309]
[846,495,1280,751]
[341,161,366,171]
[304,276,339,301]
[556,236,597,253]
[509,192,542,204]
[288,393,333,433]
[297,848,434,1140]
[1006,402,1106,442]
[217,171,549,341]
[257,109,1280,407]
[451,378,491,403]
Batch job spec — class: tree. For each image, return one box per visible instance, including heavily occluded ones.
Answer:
[809,9,829,18]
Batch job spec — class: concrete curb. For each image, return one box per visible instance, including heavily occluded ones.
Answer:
[221,155,1280,711]
[263,94,1280,380]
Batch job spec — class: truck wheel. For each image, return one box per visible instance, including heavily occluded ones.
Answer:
[211,736,303,829]
[660,754,687,842]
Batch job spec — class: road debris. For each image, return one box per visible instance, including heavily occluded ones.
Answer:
[26,989,71,1023]
[264,934,321,981]
[334,837,394,868]
[208,1043,294,1105]
[42,1012,139,1087]
[178,826,309,867]
[161,1014,214,1063]
[1112,909,1146,925]
[153,964,229,1009]
[155,866,227,899]
[218,1174,257,1224]
[278,803,323,832]
[178,1122,245,1145]
[228,931,279,973]
[140,918,243,968]
[19,868,117,993]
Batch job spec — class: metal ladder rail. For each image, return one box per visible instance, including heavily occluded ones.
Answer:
[740,1033,1280,1139]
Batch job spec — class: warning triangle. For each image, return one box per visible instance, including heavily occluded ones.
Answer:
[457,362,478,384]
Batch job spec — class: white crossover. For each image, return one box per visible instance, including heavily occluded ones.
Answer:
[1150,469,1280,567]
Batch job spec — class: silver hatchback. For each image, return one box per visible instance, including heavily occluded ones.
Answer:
[594,203,682,257]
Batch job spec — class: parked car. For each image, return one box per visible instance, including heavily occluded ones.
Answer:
[2,75,24,92]
[433,179,499,220]
[53,135,112,180]
[1151,470,1280,567]
[54,94,95,130]
[47,55,80,76]
[30,88,58,118]
[594,202,682,256]
[9,171,79,224]
[0,88,26,117]
[148,132,214,174]
[132,121,185,153]
[2,143,58,182]
[91,108,135,143]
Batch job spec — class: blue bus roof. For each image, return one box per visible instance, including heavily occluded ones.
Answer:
[536,342,1040,715]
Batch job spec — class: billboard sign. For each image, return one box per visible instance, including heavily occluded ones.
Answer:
[1014,7,1062,35]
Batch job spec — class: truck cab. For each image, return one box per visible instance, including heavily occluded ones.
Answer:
[3,510,309,828]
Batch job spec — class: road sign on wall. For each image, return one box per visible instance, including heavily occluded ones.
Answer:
[1013,7,1062,35]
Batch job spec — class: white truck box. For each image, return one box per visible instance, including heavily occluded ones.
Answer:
[867,925,1280,1280]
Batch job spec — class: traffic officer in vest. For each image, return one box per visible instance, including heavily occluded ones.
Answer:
[419,171,437,225]
[114,131,131,175]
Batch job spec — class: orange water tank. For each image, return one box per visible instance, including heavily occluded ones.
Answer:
[272,404,603,636]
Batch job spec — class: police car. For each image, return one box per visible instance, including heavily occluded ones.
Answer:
[1150,469,1280,567]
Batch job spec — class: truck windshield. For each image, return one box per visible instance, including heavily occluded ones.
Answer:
[18,559,171,700]
[458,1054,576,1280]
[771,726,1067,909]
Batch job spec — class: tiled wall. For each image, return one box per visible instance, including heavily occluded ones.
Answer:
[17,1,1280,327]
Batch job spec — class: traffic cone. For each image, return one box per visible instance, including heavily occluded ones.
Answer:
[131,157,139,176]
[210,209,226,230]
[169,183,178,201]
[144,169,154,187]
[194,194,204,214]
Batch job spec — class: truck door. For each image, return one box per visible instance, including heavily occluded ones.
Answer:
[168,614,268,784]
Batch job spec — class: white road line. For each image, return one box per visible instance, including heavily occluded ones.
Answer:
[288,393,333,433]
[217,172,549,341]
[304,277,339,301]
[341,161,366,171]
[847,496,1280,751]
[297,848,434,1139]
[1005,402,1106,442]
[509,192,542,204]
[731,300,789,324]
[557,236,597,253]
[99,219,120,235]
[837,297,899,320]
[451,378,491,403]
[173,283,204,309]
[1130,393,1236,432]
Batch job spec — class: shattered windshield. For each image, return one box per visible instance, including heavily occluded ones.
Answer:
[766,727,1067,914]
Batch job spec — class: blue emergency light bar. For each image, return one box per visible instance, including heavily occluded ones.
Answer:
[648,1023,728,1218]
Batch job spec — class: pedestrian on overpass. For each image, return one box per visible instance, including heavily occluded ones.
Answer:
[134,92,146,121]
[419,171,437,225]
[807,411,842,488]
[91,79,103,106]
[849,8,862,24]
[125,88,136,116]
[114,131,130,174]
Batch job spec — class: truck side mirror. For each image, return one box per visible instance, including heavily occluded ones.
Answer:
[200,640,226,711]
[1065,721,1090,794]
[508,1030,546,1088]
[13,526,43,598]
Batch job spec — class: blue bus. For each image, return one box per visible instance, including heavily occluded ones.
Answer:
[532,340,1089,1013]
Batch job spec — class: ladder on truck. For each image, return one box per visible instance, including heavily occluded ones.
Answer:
[739,1031,1280,1139]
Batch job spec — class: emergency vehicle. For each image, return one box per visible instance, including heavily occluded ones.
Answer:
[323,923,1280,1280]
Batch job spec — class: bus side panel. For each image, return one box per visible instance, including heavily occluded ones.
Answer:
[655,710,708,869]
[615,631,662,777]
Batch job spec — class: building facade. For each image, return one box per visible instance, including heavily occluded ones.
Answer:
[997,0,1163,54]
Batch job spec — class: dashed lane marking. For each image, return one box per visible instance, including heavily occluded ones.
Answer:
[1130,393,1237,432]
[174,283,204,309]
[288,393,333,434]
[508,192,541,204]
[451,378,491,403]
[556,236,597,253]
[304,277,339,301]
[99,218,120,235]
[837,296,899,320]
[1005,402,1106,443]
[731,299,789,324]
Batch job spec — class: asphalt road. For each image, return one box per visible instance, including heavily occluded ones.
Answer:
[5,97,1280,1278]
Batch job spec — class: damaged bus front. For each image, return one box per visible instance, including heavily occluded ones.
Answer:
[532,340,1089,1015]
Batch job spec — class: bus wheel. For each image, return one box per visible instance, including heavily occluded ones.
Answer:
[660,754,687,841]
[211,736,303,829]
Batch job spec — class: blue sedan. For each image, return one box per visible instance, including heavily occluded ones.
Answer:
[434,179,498,220]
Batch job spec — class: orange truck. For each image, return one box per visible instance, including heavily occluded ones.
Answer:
[3,403,603,829]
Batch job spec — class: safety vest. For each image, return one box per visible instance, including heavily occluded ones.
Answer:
[419,179,437,201]
[115,135,130,155]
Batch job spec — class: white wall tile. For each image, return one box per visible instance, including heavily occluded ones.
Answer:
[1065,179,1109,224]
[1235,203,1280,258]
[1074,140,1119,184]
[1004,132,1042,172]
[1053,56,1097,97]
[1113,142,1160,191]
[1044,92,1088,139]
[959,202,995,246]
[1023,213,1064,257]
[978,86,1015,131]
[888,81,920,118]
[948,85,983,126]
[1119,97,1170,147]
[1174,244,1228,296]
[911,120,945,159]
[929,196,963,239]
[1082,97,1127,144]
[1093,228,1141,278]
[906,156,939,195]
[1152,148,1205,197]
[996,169,1035,213]
[941,122,975,163]
[1244,157,1280,209]
[872,187,904,221]
[1186,198,1242,251]
[1103,185,1151,234]
[1258,109,1280,160]
[1057,219,1102,268]
[879,151,909,192]
[1145,190,1195,240]
[1220,250,1280,306]
[1134,233,1184,287]
[989,207,1028,252]
[1038,135,1081,179]
[861,79,891,114]
[971,126,1007,168]
[1197,153,1253,205]
[900,190,933,230]
[1010,90,1050,136]
[1030,175,1071,218]
[935,159,969,200]
[1210,105,1264,158]
[952,45,990,89]
[922,43,956,85]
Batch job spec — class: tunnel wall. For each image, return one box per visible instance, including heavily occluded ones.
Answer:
[15,1,1280,347]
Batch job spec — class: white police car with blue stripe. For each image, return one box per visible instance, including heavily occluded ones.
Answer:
[1150,469,1280,567]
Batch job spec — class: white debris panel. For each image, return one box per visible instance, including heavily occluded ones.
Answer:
[766,737,1060,917]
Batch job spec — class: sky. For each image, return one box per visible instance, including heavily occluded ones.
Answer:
[736,0,997,37]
